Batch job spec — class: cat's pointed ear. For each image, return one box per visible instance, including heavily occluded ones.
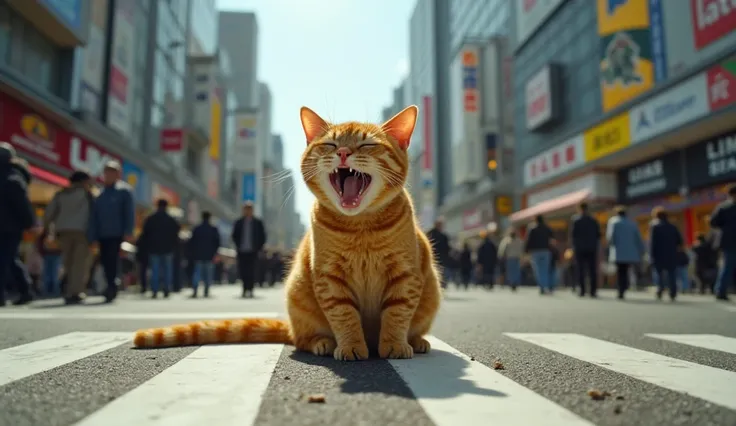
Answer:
[300,106,328,144]
[381,105,418,151]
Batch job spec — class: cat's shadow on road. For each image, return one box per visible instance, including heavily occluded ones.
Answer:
[289,345,507,400]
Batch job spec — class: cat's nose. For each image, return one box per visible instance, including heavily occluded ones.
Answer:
[336,147,352,165]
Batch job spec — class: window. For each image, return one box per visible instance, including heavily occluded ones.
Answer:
[0,3,9,64]
[23,26,58,92]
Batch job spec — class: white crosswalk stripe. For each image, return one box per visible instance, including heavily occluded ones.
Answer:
[0,311,281,320]
[505,333,736,411]
[645,334,736,355]
[0,331,734,425]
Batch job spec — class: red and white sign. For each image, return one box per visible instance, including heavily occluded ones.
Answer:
[0,93,120,182]
[526,65,553,130]
[523,134,585,187]
[691,0,736,50]
[462,208,482,231]
[160,128,184,152]
[707,63,735,111]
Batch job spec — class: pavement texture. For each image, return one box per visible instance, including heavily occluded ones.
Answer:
[0,283,734,426]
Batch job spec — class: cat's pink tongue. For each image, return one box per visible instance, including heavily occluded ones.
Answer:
[341,176,361,205]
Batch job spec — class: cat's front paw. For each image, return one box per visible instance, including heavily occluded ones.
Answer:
[409,336,431,354]
[333,341,369,361]
[310,336,337,356]
[378,340,414,359]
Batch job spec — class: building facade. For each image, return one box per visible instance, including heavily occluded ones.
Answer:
[511,0,736,247]
[408,0,451,230]
[218,11,258,108]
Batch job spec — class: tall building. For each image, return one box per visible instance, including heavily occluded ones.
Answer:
[511,0,736,246]
[408,0,451,230]
[218,11,259,108]
[188,0,218,55]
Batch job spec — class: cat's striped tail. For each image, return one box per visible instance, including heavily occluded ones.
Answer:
[132,318,293,348]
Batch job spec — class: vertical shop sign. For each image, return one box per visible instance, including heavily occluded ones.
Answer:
[106,0,135,138]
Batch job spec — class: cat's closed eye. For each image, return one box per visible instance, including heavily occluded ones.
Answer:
[358,144,379,150]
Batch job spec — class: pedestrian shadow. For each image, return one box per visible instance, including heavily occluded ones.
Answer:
[442,295,473,302]
[30,300,109,309]
[593,297,703,306]
[288,345,507,400]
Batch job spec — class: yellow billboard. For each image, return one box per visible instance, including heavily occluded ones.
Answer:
[596,0,657,112]
[209,90,222,160]
[583,113,631,162]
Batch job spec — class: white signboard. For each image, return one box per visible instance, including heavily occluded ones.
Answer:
[526,65,552,130]
[233,113,258,171]
[515,0,567,48]
[629,72,710,144]
[523,134,584,187]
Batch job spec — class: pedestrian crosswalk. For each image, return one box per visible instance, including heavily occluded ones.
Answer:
[0,331,734,425]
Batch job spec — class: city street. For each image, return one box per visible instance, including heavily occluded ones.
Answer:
[0,284,734,426]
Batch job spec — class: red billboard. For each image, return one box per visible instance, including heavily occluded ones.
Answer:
[0,93,121,182]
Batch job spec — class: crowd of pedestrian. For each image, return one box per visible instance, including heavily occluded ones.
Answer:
[0,141,288,307]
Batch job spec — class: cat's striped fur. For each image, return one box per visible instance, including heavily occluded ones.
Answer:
[133,105,442,360]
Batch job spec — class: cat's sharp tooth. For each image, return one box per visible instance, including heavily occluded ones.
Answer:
[349,168,353,173]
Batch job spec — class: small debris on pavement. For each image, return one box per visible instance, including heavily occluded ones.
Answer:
[284,376,291,380]
[613,405,623,415]
[306,394,326,403]
[470,357,475,361]
[493,360,505,370]
[587,389,611,400]
[615,395,625,400]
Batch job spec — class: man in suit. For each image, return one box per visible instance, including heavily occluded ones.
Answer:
[231,201,266,298]
[649,206,684,301]
[570,202,601,297]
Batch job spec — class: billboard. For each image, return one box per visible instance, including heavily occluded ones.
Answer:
[241,173,256,203]
[106,0,135,137]
[596,0,667,112]
[209,87,222,160]
[233,113,258,171]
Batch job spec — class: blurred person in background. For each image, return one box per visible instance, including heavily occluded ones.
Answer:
[458,242,474,290]
[427,218,451,289]
[36,228,62,298]
[570,202,601,297]
[709,184,736,301]
[477,229,498,290]
[232,201,267,298]
[498,230,523,291]
[607,206,645,300]
[525,215,555,295]
[88,161,135,303]
[692,233,717,294]
[0,143,35,306]
[188,211,221,298]
[44,170,94,304]
[140,199,181,298]
[649,206,684,301]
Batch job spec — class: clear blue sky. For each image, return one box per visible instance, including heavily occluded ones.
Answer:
[216,0,415,224]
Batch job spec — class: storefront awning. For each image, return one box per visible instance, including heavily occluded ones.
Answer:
[29,165,68,187]
[510,189,591,224]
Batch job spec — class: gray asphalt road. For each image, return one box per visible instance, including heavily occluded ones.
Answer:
[0,284,734,426]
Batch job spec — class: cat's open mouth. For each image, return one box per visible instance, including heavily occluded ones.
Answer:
[329,167,373,209]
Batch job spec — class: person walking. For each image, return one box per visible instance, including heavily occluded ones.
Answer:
[231,201,266,298]
[498,230,523,291]
[649,206,684,301]
[0,143,35,306]
[477,230,498,290]
[525,215,555,294]
[140,199,180,298]
[88,161,135,303]
[710,184,736,301]
[427,218,451,289]
[188,211,220,298]
[458,242,474,290]
[606,206,645,300]
[44,170,95,304]
[570,202,602,297]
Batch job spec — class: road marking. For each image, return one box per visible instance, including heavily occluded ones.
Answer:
[505,333,736,410]
[722,305,736,313]
[74,343,283,426]
[0,312,281,320]
[388,336,594,426]
[0,332,130,387]
[645,334,736,355]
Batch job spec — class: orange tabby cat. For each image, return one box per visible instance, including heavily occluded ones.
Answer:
[132,105,442,360]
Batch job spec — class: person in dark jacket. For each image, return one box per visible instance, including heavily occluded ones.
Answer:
[459,243,473,290]
[649,206,683,301]
[570,202,601,297]
[692,233,717,294]
[135,233,149,293]
[231,201,267,298]
[427,218,451,289]
[476,230,498,289]
[88,161,135,302]
[140,199,181,298]
[0,144,35,306]
[188,211,221,298]
[710,184,736,301]
[525,215,555,294]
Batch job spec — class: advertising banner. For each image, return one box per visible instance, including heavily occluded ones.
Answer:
[106,0,135,138]
[42,0,82,31]
[462,49,479,112]
[706,55,736,112]
[0,93,120,182]
[233,113,258,171]
[80,0,108,115]
[241,173,257,203]
[685,130,736,189]
[122,161,151,204]
[596,0,667,112]
[160,128,184,152]
[583,113,631,162]
[209,87,222,160]
[523,135,585,187]
[617,150,682,203]
[629,72,710,143]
